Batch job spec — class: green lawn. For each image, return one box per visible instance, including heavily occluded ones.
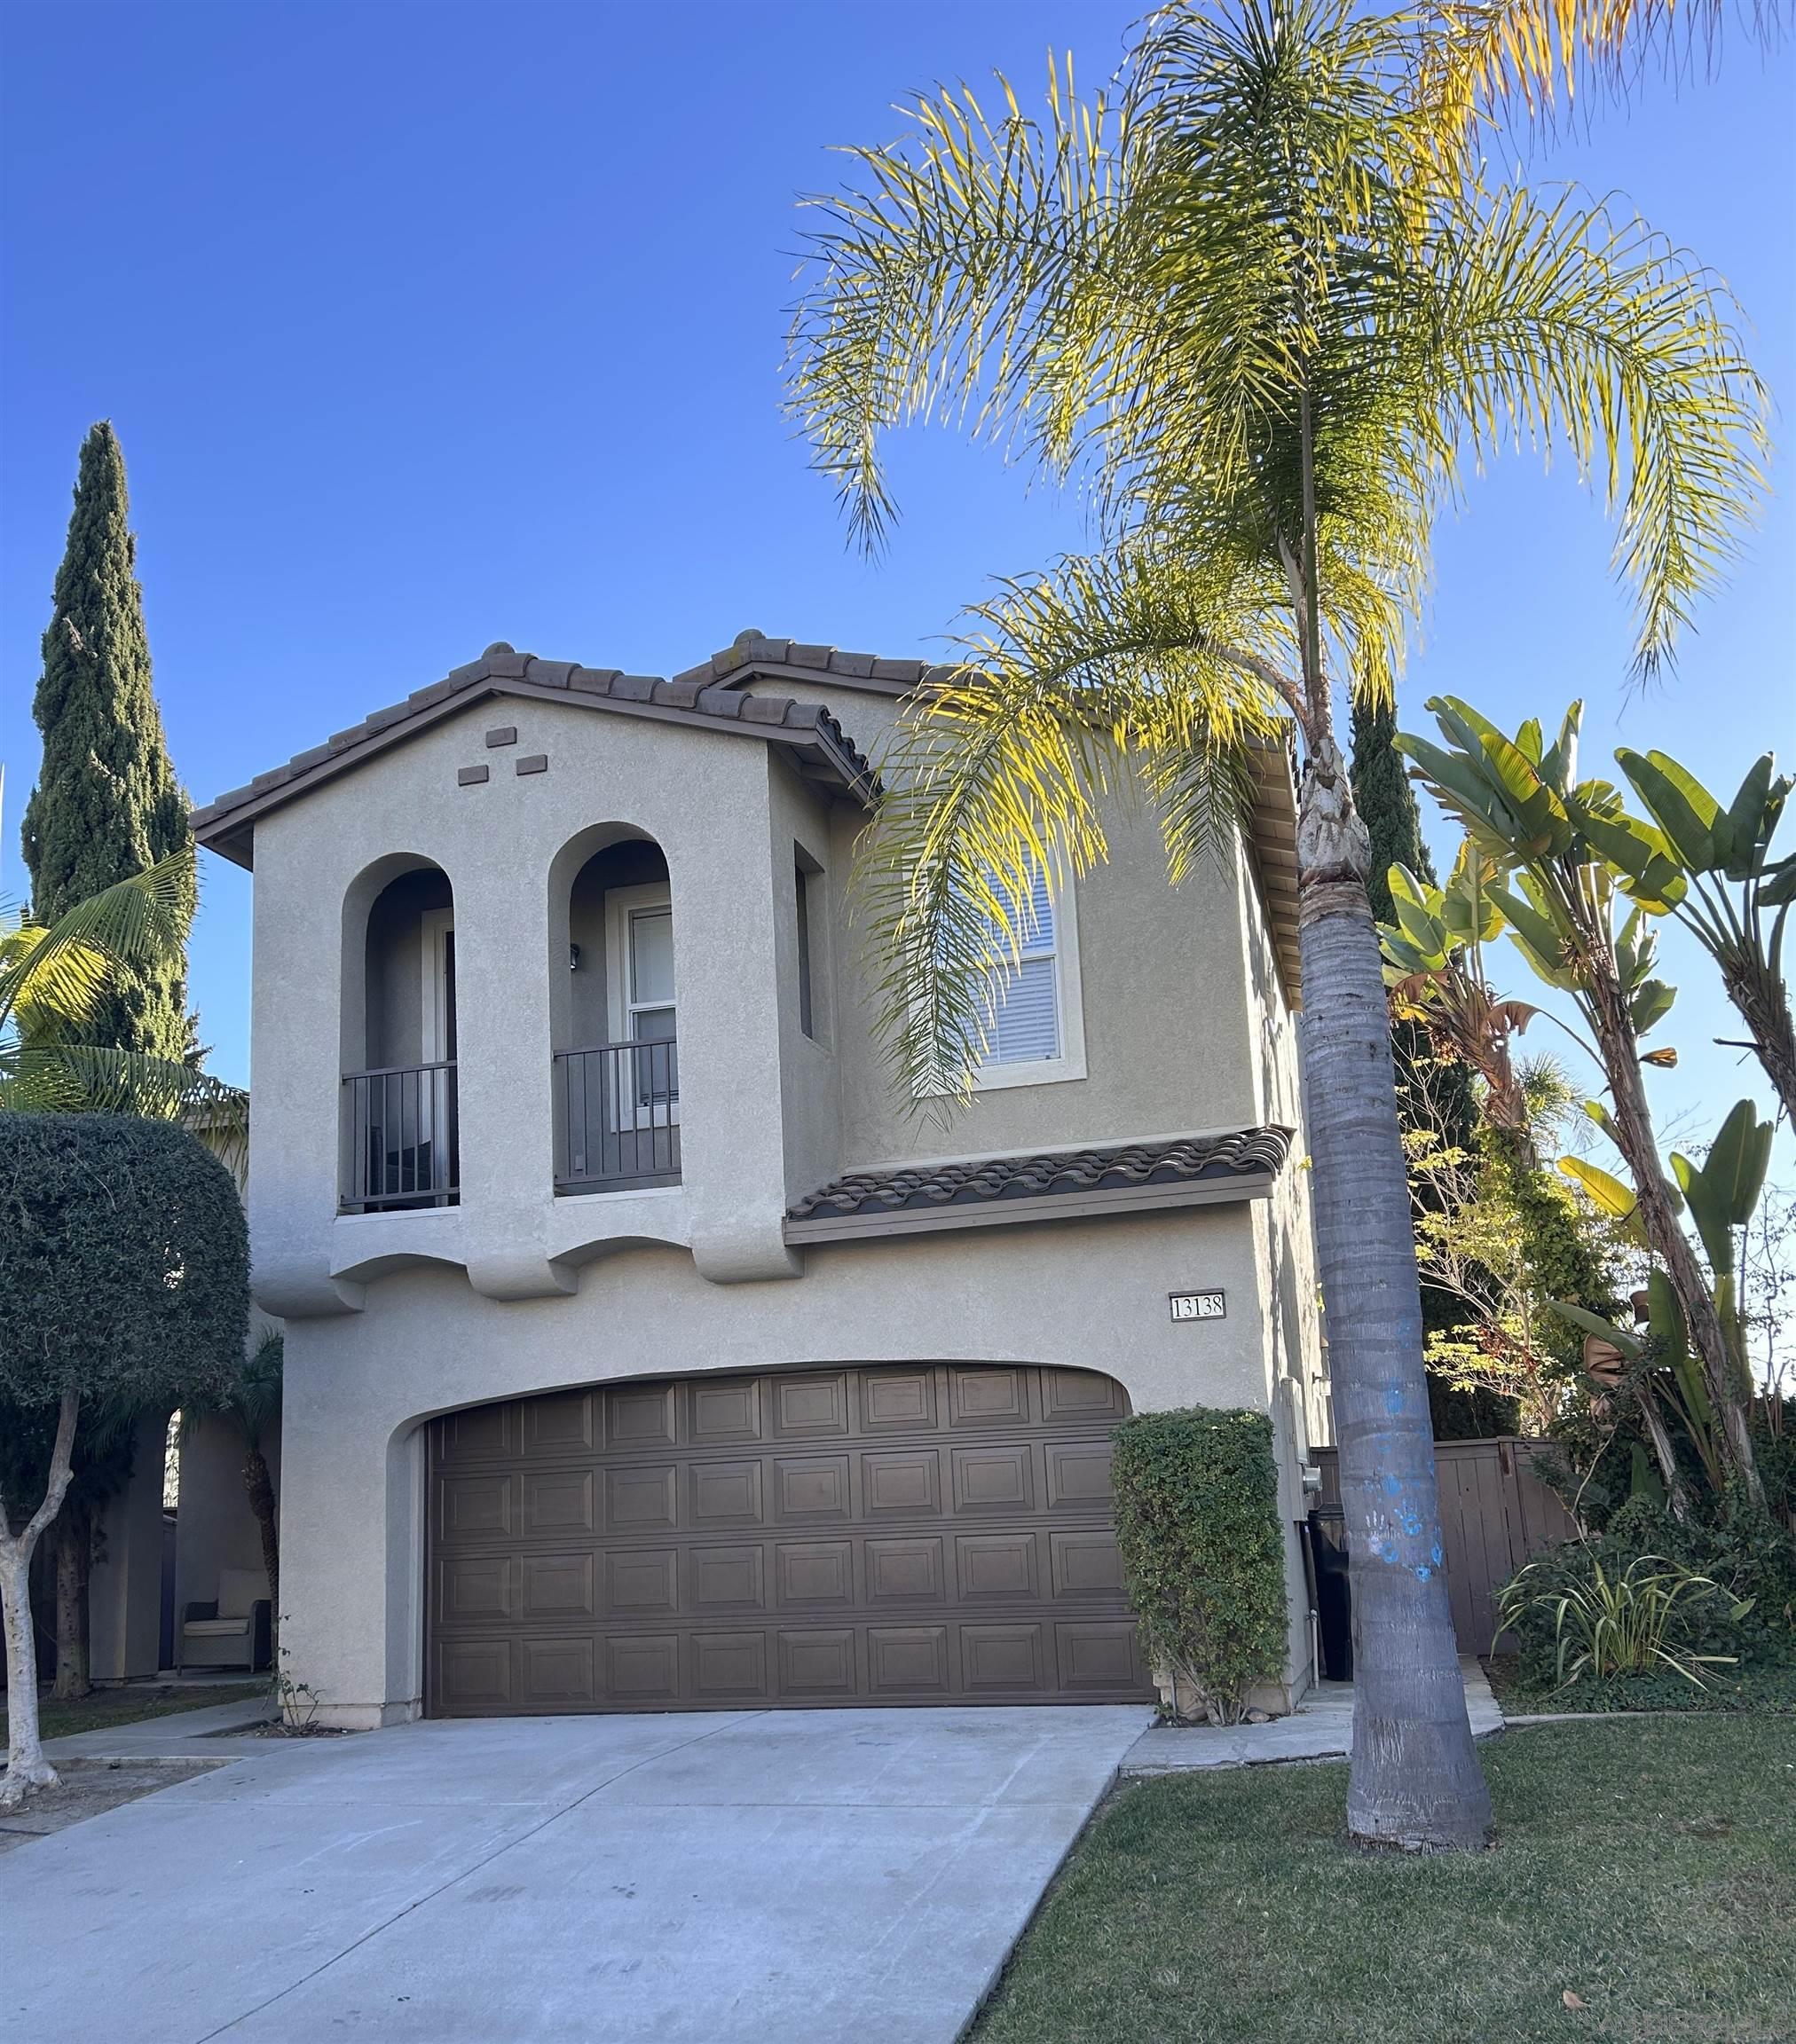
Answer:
[3,1682,265,1744]
[973,1718,1796,2044]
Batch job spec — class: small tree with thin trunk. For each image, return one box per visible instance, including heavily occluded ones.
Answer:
[0,1116,245,1804]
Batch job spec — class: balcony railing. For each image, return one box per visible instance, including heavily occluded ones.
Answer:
[554,1040,681,1193]
[341,1061,459,1212]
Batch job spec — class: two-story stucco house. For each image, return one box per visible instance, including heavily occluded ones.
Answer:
[192,631,1327,1727]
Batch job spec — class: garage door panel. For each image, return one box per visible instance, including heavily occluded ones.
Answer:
[776,1539,854,1608]
[774,1454,851,1521]
[522,1552,595,1619]
[691,1631,770,1700]
[869,1625,951,1695]
[951,1443,1036,1513]
[861,1448,941,1517]
[607,1547,679,1616]
[690,1544,766,1611]
[860,1368,937,1431]
[772,1373,849,1436]
[778,1627,858,1697]
[523,1392,595,1457]
[607,1465,677,1531]
[608,1633,681,1702]
[1055,1620,1145,1693]
[429,1364,1152,1715]
[948,1366,1028,1427]
[437,1403,517,1464]
[521,1636,596,1708]
[866,1536,945,1604]
[962,1623,1047,1694]
[956,1531,1039,1601]
[436,1636,514,1713]
[609,1384,677,1449]
[1041,1370,1128,1423]
[438,1472,515,1539]
[689,1458,764,1527]
[522,1468,595,1536]
[1051,1529,1126,1597]
[437,1553,516,1624]
[1046,1441,1115,1507]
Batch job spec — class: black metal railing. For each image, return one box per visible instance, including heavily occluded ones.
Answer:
[553,1040,681,1193]
[341,1061,459,1212]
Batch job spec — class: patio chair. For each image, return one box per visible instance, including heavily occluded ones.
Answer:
[178,1567,272,1673]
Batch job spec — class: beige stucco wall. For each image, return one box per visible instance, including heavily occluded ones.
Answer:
[279,1199,1287,1726]
[231,671,1325,1726]
[173,1416,282,1634]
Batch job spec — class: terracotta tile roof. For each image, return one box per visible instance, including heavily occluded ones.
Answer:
[190,640,879,869]
[785,1127,1293,1242]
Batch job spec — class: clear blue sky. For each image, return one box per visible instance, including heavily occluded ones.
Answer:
[2,2,1791,1174]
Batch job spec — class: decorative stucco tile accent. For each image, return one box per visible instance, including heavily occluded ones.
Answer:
[457,764,490,787]
[484,726,518,748]
[515,753,548,776]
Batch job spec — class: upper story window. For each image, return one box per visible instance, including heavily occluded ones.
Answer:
[925,863,1086,1095]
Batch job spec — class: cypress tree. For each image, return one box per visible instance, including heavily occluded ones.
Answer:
[1350,691,1436,924]
[20,422,193,1060]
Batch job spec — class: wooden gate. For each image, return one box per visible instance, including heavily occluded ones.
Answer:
[1312,1437,1579,1654]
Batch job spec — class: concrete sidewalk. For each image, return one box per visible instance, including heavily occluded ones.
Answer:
[1,1703,1152,2044]
[1121,1658,1502,1774]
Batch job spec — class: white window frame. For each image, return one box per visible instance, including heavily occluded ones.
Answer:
[604,883,680,1129]
[911,870,1087,1097]
[970,869,1086,1091]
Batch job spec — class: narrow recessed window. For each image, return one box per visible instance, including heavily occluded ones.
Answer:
[794,853,817,1040]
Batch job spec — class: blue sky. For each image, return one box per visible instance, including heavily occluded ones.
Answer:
[2,1,1791,1178]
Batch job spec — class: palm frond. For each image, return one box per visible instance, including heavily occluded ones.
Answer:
[857,544,1288,1104]
[1421,0,1778,133]
[1409,184,1766,674]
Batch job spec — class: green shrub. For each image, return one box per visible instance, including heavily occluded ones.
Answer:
[1110,1405,1288,1724]
[1497,1490,1794,1710]
[1497,1550,1752,1693]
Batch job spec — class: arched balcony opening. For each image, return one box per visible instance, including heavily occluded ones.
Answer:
[548,829,679,1195]
[340,859,458,1213]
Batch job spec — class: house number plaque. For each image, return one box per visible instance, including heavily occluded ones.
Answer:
[1169,1289,1226,1322]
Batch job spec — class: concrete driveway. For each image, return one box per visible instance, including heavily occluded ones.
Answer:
[0,1702,1150,2043]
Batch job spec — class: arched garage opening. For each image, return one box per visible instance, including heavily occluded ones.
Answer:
[425,1363,1150,1715]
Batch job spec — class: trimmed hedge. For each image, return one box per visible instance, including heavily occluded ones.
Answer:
[0,1113,248,1412]
[1111,1404,1288,1724]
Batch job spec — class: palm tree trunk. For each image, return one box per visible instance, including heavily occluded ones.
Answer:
[1296,737,1492,1851]
[1,1390,79,1808]
[51,1498,91,1702]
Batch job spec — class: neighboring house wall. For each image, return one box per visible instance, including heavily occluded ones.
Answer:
[173,1415,282,1638]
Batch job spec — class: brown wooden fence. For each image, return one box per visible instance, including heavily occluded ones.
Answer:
[1312,1437,1579,1655]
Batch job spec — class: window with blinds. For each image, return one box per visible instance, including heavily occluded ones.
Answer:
[983,864,1060,1065]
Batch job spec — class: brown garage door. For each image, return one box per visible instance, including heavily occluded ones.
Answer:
[427,1363,1151,1715]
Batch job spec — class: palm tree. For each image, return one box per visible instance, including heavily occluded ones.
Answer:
[785,0,1763,1849]
[1,849,241,1124]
